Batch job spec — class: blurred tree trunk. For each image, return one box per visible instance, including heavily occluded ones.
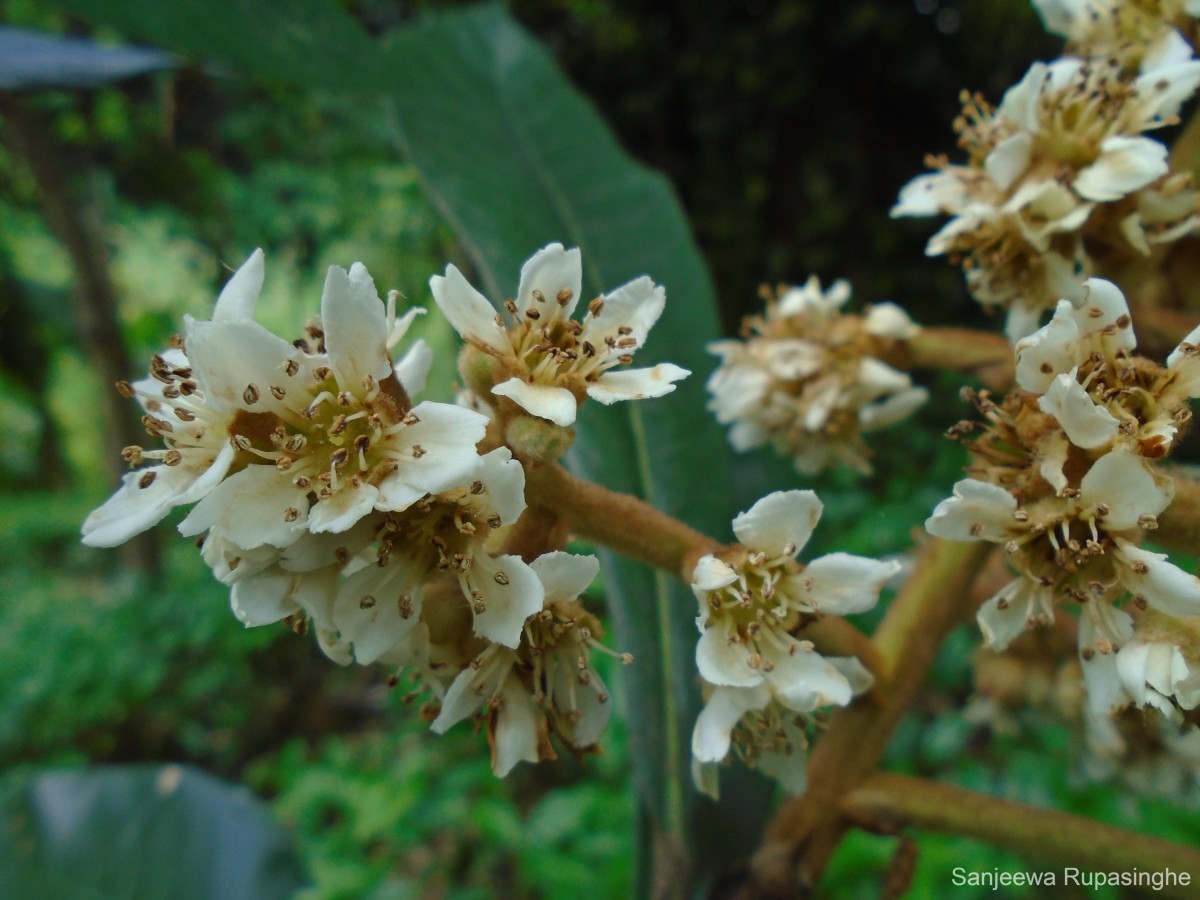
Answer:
[0,93,160,576]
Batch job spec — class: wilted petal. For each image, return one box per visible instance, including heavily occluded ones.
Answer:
[1039,430,1070,494]
[924,479,1016,542]
[588,364,690,404]
[859,387,928,432]
[977,578,1052,650]
[863,302,920,340]
[230,569,298,627]
[491,682,542,776]
[732,490,822,557]
[493,378,578,426]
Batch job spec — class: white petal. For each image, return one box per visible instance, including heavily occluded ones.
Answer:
[321,263,392,395]
[394,338,433,397]
[81,463,199,547]
[429,264,510,354]
[768,648,854,712]
[469,553,544,648]
[177,466,306,549]
[587,364,690,404]
[530,551,599,604]
[230,569,298,626]
[433,666,488,733]
[1003,301,1045,345]
[212,248,265,322]
[797,553,899,616]
[985,131,1033,191]
[185,320,297,416]
[380,400,488,498]
[827,656,874,697]
[1070,279,1134,353]
[1038,430,1070,494]
[1080,451,1174,530]
[856,358,912,399]
[492,378,578,426]
[514,243,582,318]
[859,387,928,432]
[472,446,527,527]
[309,482,380,534]
[492,682,542,777]
[977,578,1051,650]
[863,302,920,340]
[1141,28,1194,74]
[696,625,760,687]
[1074,136,1168,202]
[691,555,739,593]
[1000,61,1055,131]
[1079,604,1134,716]
[890,169,970,217]
[924,479,1016,542]
[582,276,665,351]
[755,741,809,795]
[334,559,425,665]
[1133,59,1200,127]
[692,685,769,763]
[732,490,822,557]
[1115,540,1200,618]
[549,652,611,746]
[1014,300,1080,393]
[760,340,823,379]
[174,442,236,506]
[1037,372,1119,449]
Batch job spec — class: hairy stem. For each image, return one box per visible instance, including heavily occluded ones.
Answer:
[841,773,1200,899]
[1156,471,1200,555]
[748,540,994,897]
[878,327,1013,390]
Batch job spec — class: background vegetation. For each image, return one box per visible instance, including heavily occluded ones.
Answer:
[0,0,1196,897]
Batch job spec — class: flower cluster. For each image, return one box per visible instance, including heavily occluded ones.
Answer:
[706,277,928,475]
[1034,0,1200,70]
[689,490,897,795]
[82,249,642,775]
[927,278,1200,723]
[893,30,1200,340]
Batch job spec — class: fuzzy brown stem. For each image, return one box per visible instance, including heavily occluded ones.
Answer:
[747,540,994,898]
[878,327,1014,391]
[1156,472,1200,556]
[841,773,1200,899]
[524,461,722,581]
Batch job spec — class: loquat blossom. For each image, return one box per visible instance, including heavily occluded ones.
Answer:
[430,242,689,427]
[706,277,927,475]
[83,250,490,553]
[893,51,1200,340]
[688,489,893,793]
[1033,0,1200,71]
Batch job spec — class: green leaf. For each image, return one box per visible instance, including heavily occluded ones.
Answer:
[0,765,307,900]
[43,0,772,888]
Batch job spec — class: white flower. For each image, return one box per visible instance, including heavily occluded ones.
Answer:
[1116,631,1200,718]
[691,656,872,798]
[83,251,490,554]
[692,490,896,702]
[706,278,926,475]
[430,243,689,426]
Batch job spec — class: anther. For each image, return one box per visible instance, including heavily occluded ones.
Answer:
[283,507,301,522]
[138,470,157,489]
[243,384,259,405]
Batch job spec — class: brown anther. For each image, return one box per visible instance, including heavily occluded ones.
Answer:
[231,435,252,451]
[284,359,300,377]
[329,415,349,436]
[284,507,301,522]
[402,413,421,426]
[313,366,331,382]
[270,385,287,401]
[556,288,573,305]
[293,475,313,489]
[504,299,519,315]
[163,450,183,466]
[276,455,294,471]
[493,571,510,585]
[330,448,349,468]
[336,391,353,407]
[116,380,136,398]
[470,480,485,494]
[335,546,349,565]
[353,434,370,453]
[487,514,502,529]
[137,470,157,489]
[122,446,145,465]
[411,444,427,458]
[359,595,376,609]
[588,298,604,316]
[525,308,542,321]
[618,354,634,365]
[532,289,546,304]
[243,384,260,405]
[1131,560,1149,574]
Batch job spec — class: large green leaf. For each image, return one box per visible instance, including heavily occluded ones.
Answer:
[0,765,307,900]
[44,0,769,888]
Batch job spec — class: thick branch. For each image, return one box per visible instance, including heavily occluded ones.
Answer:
[841,773,1200,899]
[749,540,994,897]
[1156,471,1200,555]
